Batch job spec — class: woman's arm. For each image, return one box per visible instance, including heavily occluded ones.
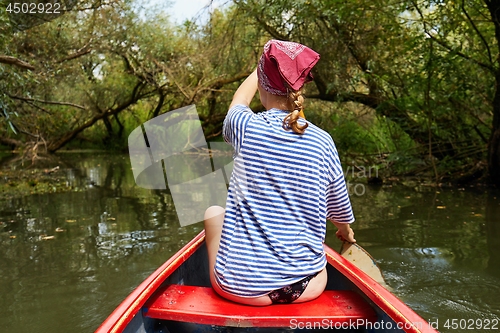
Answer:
[332,221,356,243]
[229,69,258,109]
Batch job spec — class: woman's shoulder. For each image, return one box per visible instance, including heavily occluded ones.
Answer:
[304,121,335,144]
[224,104,255,130]
[227,104,254,116]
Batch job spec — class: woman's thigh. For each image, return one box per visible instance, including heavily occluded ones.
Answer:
[209,271,273,306]
[204,206,272,306]
[292,267,327,303]
[204,206,225,273]
[208,268,327,306]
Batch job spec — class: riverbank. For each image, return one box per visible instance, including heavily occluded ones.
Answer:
[0,150,492,201]
[0,151,113,200]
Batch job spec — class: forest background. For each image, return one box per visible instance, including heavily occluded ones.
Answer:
[1,0,500,186]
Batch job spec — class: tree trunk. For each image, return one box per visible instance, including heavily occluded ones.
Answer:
[46,82,146,152]
[0,136,23,150]
[486,0,500,186]
[488,76,500,186]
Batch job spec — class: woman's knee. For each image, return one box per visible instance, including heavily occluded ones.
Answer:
[204,205,225,223]
[204,206,225,269]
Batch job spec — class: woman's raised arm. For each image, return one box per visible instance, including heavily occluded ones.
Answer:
[229,69,258,109]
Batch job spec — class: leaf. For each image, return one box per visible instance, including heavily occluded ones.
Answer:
[8,120,17,134]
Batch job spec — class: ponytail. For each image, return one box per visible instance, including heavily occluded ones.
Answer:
[282,90,308,134]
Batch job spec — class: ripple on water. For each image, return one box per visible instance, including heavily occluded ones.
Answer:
[376,247,500,321]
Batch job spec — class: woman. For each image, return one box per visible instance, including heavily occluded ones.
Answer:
[204,40,356,306]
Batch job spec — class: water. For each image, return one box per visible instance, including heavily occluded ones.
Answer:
[345,185,500,331]
[0,153,499,333]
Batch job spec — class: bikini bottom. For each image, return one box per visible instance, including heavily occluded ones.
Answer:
[268,272,319,304]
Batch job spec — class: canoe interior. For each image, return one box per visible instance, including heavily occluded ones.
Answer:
[118,243,413,333]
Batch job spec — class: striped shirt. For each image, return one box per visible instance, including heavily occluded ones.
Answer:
[215,104,354,297]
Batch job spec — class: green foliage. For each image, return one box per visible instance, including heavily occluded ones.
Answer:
[0,2,11,49]
[231,0,494,180]
[319,103,418,175]
[0,0,261,154]
[0,0,497,182]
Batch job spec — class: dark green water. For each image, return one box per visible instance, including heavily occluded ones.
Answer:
[0,153,499,333]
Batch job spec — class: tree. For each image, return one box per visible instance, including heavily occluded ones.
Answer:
[0,0,259,156]
[233,0,494,183]
[484,0,500,186]
[3,0,497,185]
[406,0,499,184]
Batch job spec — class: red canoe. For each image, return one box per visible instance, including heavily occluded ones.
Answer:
[95,231,438,333]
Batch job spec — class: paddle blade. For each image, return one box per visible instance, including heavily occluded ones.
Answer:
[340,242,391,290]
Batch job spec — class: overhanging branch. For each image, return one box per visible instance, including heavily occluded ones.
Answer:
[7,93,87,110]
[410,0,495,73]
[0,55,35,70]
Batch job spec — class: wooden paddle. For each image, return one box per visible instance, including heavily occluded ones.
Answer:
[340,242,391,290]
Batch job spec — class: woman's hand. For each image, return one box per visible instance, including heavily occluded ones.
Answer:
[332,221,356,243]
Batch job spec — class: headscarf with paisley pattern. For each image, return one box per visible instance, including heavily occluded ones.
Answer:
[257,40,320,96]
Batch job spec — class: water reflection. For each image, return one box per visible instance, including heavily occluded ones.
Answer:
[0,153,204,333]
[338,184,500,325]
[0,153,499,333]
[486,191,500,277]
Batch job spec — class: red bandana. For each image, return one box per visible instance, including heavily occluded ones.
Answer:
[257,40,320,96]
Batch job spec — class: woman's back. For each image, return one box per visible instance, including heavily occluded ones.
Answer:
[215,104,354,297]
[203,40,355,306]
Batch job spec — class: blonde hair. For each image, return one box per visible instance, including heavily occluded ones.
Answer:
[282,89,308,134]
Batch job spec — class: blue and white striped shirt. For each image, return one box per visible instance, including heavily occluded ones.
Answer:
[215,104,354,297]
